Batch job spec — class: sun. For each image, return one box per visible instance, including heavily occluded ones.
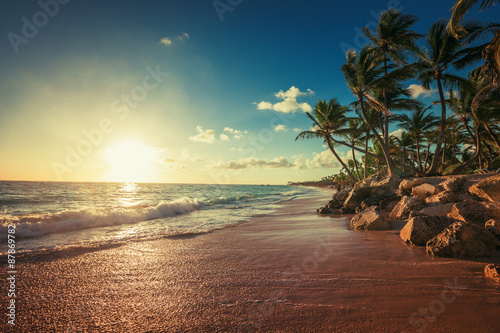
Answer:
[106,140,157,182]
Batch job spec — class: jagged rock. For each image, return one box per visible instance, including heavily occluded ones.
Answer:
[370,177,402,196]
[343,186,373,210]
[411,183,440,199]
[360,192,401,211]
[400,216,458,246]
[389,196,424,220]
[485,219,500,237]
[340,207,355,214]
[399,178,427,191]
[327,187,351,209]
[443,176,466,192]
[350,206,391,230]
[425,190,459,205]
[448,200,500,226]
[484,264,500,284]
[426,221,499,258]
[469,174,500,202]
[318,207,334,215]
[418,203,455,217]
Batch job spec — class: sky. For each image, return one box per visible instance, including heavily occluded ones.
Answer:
[0,0,496,184]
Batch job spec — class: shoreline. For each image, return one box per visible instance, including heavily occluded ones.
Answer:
[2,191,500,332]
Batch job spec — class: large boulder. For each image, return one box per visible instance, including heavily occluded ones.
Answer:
[469,174,500,202]
[447,200,500,226]
[400,216,458,246]
[426,221,499,258]
[370,177,402,196]
[343,185,373,210]
[412,183,440,199]
[327,187,351,209]
[484,264,500,284]
[389,196,424,220]
[317,207,341,215]
[418,203,455,217]
[442,176,466,192]
[399,178,427,192]
[425,190,459,205]
[350,206,391,230]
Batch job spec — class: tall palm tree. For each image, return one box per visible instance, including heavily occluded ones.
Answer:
[362,9,422,147]
[341,46,413,177]
[345,119,364,180]
[295,99,357,182]
[397,107,440,172]
[412,19,479,175]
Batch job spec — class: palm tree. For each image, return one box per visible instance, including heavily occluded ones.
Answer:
[397,107,440,172]
[411,19,479,175]
[295,99,357,182]
[345,118,364,180]
[391,131,415,172]
[362,9,422,147]
[341,46,413,177]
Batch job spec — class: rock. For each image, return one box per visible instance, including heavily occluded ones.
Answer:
[448,200,500,226]
[327,187,352,209]
[426,221,499,258]
[400,216,458,246]
[350,206,391,230]
[443,176,466,192]
[469,174,500,202]
[340,207,355,214]
[318,207,334,215]
[399,178,427,191]
[425,190,459,205]
[411,183,440,199]
[360,192,401,211]
[418,203,455,217]
[370,177,402,196]
[389,196,424,220]
[343,186,373,210]
[484,264,500,283]
[485,219,500,237]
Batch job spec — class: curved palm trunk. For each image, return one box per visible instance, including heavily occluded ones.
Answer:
[484,124,500,151]
[427,76,446,175]
[415,134,423,172]
[351,140,361,181]
[359,96,396,177]
[326,139,357,182]
[364,134,369,179]
[450,125,482,174]
[330,137,384,161]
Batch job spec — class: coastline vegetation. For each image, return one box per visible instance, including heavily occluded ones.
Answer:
[293,1,499,186]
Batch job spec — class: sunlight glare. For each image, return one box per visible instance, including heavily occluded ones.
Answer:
[106,141,156,182]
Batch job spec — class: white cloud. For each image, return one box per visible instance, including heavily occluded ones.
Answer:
[390,128,404,139]
[255,86,314,113]
[159,32,190,46]
[310,150,340,169]
[408,84,438,99]
[292,128,302,132]
[189,126,216,143]
[220,133,229,141]
[159,37,172,46]
[223,127,248,139]
[274,124,288,132]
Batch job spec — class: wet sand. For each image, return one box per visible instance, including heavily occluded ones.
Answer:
[2,190,500,332]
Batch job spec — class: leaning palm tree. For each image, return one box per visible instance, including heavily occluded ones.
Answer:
[411,19,480,175]
[341,46,413,177]
[295,99,357,182]
[345,118,364,180]
[362,8,422,146]
[397,107,440,172]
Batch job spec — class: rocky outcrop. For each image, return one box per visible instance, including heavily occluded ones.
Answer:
[399,178,427,192]
[317,207,341,215]
[400,216,458,246]
[485,219,500,238]
[418,203,455,217]
[469,174,500,202]
[484,264,500,284]
[411,183,440,199]
[343,186,373,210]
[443,176,466,192]
[447,200,500,226]
[425,190,459,205]
[390,196,424,220]
[350,206,391,230]
[326,187,351,209]
[426,221,499,258]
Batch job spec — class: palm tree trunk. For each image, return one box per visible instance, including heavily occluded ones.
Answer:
[351,140,361,181]
[415,134,423,172]
[402,146,406,172]
[326,139,357,182]
[364,134,369,179]
[450,126,481,174]
[484,124,500,151]
[359,96,396,177]
[427,76,446,175]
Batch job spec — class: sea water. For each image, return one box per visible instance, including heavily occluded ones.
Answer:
[0,181,319,254]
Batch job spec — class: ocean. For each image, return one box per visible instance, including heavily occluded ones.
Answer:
[0,181,319,254]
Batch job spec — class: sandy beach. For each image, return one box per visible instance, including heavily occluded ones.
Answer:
[2,189,500,332]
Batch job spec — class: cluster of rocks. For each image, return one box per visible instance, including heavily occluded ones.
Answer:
[317,174,500,283]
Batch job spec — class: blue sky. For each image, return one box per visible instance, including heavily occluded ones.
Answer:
[0,0,496,184]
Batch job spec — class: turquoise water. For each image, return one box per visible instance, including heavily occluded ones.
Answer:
[0,181,318,253]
